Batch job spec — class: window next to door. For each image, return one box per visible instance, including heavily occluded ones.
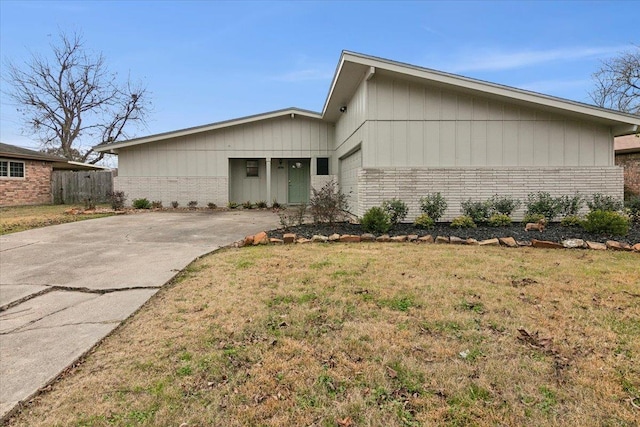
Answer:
[246,160,259,177]
[317,157,329,175]
[0,160,25,179]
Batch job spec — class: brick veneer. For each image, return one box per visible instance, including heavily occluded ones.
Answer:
[615,152,640,197]
[0,160,53,206]
[114,176,229,206]
[357,166,624,220]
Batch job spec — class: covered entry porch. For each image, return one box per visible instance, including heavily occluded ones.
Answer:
[229,158,310,205]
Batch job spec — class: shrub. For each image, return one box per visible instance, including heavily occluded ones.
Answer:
[151,200,163,209]
[560,215,583,227]
[525,192,561,220]
[587,193,624,213]
[272,199,282,210]
[557,193,583,217]
[522,213,545,224]
[625,196,640,223]
[83,197,95,210]
[461,199,491,224]
[309,180,349,224]
[132,198,151,209]
[171,201,179,208]
[207,202,217,209]
[256,200,268,209]
[228,201,238,209]
[382,198,408,226]
[582,210,629,236]
[242,201,253,209]
[488,213,512,227]
[361,207,391,234]
[420,193,447,222]
[278,204,306,228]
[414,213,434,229]
[489,195,521,216]
[187,201,198,209]
[451,215,476,228]
[107,191,127,211]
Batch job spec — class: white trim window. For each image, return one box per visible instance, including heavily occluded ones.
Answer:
[0,160,25,179]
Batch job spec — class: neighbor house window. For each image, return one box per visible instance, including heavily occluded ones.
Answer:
[246,160,259,177]
[317,157,329,175]
[0,160,25,178]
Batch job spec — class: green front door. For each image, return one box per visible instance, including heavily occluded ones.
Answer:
[288,160,310,204]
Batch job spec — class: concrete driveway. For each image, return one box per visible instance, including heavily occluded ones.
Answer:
[0,210,279,420]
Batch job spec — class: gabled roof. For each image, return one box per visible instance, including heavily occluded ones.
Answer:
[0,142,110,170]
[95,51,640,153]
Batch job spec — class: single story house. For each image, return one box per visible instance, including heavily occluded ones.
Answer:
[0,142,110,207]
[615,134,640,197]
[95,51,640,220]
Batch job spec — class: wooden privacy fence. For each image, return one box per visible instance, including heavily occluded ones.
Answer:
[52,170,113,204]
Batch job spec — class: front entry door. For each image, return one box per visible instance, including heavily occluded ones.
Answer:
[288,160,310,204]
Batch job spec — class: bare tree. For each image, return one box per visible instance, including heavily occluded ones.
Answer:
[589,46,640,115]
[4,32,150,164]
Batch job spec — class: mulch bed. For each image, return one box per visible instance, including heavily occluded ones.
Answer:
[271,222,640,246]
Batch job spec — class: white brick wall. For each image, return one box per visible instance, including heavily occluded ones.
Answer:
[115,176,228,207]
[310,175,337,194]
[357,167,624,221]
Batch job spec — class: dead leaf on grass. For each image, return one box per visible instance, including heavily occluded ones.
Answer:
[337,417,353,427]
[511,278,538,287]
[386,366,398,379]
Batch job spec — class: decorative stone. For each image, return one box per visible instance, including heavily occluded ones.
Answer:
[418,235,434,243]
[499,237,518,248]
[283,233,296,244]
[328,233,341,242]
[606,240,633,251]
[633,243,640,252]
[435,236,449,244]
[269,238,284,244]
[296,238,312,244]
[562,239,585,249]
[390,235,407,242]
[586,241,607,250]
[531,239,563,249]
[360,233,376,242]
[479,238,500,246]
[253,231,269,245]
[466,238,479,245]
[449,236,465,245]
[407,234,418,242]
[339,234,361,243]
[312,235,328,243]
[517,240,532,247]
[376,234,391,242]
[244,235,254,246]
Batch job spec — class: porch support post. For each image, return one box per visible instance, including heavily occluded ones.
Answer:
[265,157,272,205]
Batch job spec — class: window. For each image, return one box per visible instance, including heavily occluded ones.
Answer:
[246,160,259,177]
[0,160,25,178]
[317,157,329,175]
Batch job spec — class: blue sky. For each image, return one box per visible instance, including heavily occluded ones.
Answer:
[1,0,637,152]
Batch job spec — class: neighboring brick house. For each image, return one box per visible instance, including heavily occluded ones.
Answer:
[615,134,640,198]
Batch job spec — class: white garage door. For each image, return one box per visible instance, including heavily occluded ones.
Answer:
[339,148,362,214]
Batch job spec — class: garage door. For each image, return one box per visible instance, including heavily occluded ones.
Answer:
[339,148,362,214]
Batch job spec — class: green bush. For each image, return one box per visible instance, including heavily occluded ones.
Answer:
[271,200,282,209]
[560,215,583,227]
[420,193,447,222]
[414,213,435,229]
[522,213,545,224]
[242,201,253,209]
[207,202,217,209]
[582,210,629,236]
[461,199,491,223]
[382,198,408,225]
[132,198,151,209]
[525,192,561,220]
[489,195,521,216]
[488,213,512,227]
[228,201,238,209]
[256,200,268,209]
[451,215,476,229]
[151,200,163,209]
[171,201,179,208]
[361,207,391,234]
[107,191,127,211]
[309,180,349,224]
[557,193,583,217]
[187,201,198,209]
[587,193,624,213]
[625,196,640,223]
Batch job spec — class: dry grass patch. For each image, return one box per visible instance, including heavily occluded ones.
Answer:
[0,204,113,234]
[7,245,639,426]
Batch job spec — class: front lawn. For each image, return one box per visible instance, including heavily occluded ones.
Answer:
[7,245,639,426]
[0,204,114,235]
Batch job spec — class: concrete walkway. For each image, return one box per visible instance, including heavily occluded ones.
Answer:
[0,210,279,420]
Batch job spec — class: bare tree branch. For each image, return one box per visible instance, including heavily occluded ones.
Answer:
[589,46,640,116]
[3,31,151,164]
